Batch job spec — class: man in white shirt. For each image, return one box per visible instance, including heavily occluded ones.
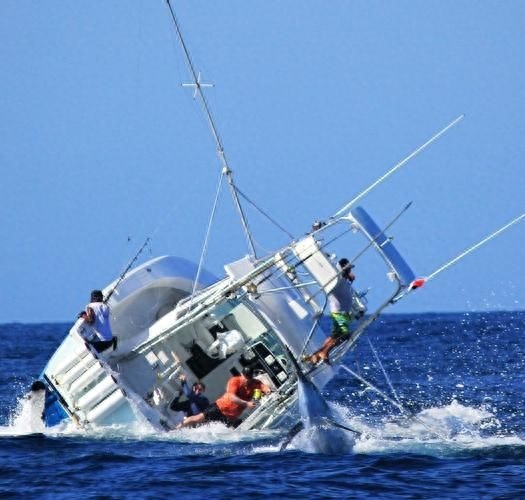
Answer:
[85,289,116,352]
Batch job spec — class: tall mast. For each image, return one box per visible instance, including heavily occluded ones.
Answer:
[165,0,257,257]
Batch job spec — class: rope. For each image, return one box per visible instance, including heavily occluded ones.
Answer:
[367,337,402,406]
[236,186,295,240]
[340,363,448,440]
[340,363,406,413]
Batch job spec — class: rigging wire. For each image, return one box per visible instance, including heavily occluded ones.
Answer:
[339,364,448,440]
[253,226,352,292]
[367,337,402,406]
[190,169,225,300]
[235,186,295,240]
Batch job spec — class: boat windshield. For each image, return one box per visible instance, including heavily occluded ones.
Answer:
[208,300,268,342]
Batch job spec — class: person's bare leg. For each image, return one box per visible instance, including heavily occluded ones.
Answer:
[318,337,338,363]
[307,336,337,364]
[175,412,206,429]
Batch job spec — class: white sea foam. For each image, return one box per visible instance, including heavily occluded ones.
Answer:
[4,392,523,458]
[1,390,46,436]
[351,400,525,455]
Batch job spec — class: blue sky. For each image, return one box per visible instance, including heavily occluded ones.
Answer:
[1,1,524,323]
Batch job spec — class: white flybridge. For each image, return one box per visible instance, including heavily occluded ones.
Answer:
[36,2,523,434]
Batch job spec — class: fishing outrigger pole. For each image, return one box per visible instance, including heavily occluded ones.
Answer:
[406,212,525,294]
[329,114,465,223]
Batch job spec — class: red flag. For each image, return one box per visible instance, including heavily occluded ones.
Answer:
[409,277,426,290]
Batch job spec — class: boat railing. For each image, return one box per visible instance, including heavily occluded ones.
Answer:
[237,375,298,431]
[130,254,282,356]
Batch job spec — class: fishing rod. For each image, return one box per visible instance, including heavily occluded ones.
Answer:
[104,237,151,303]
[408,212,525,291]
[329,114,464,223]
[340,364,448,440]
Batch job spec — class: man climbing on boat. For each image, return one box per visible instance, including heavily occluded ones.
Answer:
[84,290,117,353]
[303,258,358,365]
[175,366,271,429]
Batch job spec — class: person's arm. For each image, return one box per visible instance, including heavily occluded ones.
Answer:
[226,377,254,408]
[229,394,254,407]
[181,379,191,398]
[258,381,272,395]
[85,306,95,325]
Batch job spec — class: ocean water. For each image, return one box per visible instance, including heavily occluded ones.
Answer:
[1,312,525,499]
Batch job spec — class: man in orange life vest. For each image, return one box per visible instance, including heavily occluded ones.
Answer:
[175,366,271,429]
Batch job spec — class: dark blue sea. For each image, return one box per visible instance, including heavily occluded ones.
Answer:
[2,312,525,499]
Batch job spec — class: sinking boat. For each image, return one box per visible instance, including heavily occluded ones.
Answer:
[35,3,523,434]
[40,202,419,431]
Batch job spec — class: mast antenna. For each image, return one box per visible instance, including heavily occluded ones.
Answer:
[164,0,257,256]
